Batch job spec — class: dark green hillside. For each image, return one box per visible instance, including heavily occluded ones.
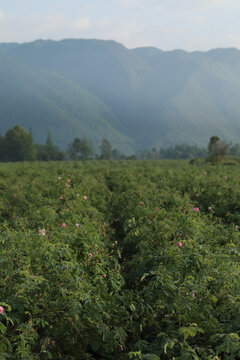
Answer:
[0,53,133,153]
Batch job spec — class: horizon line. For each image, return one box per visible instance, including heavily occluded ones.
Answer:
[0,37,239,53]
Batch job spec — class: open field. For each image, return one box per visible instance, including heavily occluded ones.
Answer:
[1,160,240,359]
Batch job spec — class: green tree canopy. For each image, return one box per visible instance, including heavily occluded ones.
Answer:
[5,125,36,161]
[68,137,93,160]
[35,130,66,161]
[208,135,227,161]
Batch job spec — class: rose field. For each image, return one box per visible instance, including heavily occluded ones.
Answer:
[1,160,240,359]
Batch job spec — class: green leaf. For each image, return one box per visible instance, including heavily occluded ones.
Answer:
[178,326,204,340]
[130,304,136,311]
[140,273,149,281]
[0,323,6,335]
[163,338,176,354]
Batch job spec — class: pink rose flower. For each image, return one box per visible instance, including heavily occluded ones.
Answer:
[177,242,182,248]
[59,196,63,200]
[194,207,199,212]
[62,223,66,228]
[75,223,79,228]
[89,253,93,259]
[84,196,88,200]
[0,306,4,315]
[67,179,71,183]
[39,229,46,236]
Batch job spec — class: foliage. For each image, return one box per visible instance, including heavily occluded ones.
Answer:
[36,131,66,161]
[68,137,94,160]
[1,160,240,359]
[3,125,240,163]
[207,136,228,162]
[137,145,207,160]
[3,125,36,161]
[99,139,112,160]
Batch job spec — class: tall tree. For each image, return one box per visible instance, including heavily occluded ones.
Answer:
[112,148,121,160]
[5,125,36,161]
[46,130,54,160]
[100,139,112,160]
[208,136,227,161]
[68,137,93,160]
[228,143,240,156]
[0,133,5,161]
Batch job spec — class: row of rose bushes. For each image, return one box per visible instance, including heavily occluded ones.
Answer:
[106,162,240,359]
[0,162,129,359]
[0,160,240,359]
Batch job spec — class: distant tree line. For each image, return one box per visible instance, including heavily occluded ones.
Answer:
[0,126,126,162]
[0,125,239,162]
[0,126,65,162]
[136,144,207,160]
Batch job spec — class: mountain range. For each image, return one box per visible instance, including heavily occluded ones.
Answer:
[1,39,240,153]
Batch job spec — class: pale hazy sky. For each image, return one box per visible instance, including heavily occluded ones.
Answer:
[0,0,239,50]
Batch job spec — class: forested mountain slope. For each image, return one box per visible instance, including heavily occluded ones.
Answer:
[0,51,133,152]
[1,39,240,150]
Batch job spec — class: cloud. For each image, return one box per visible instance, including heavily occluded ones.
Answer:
[198,0,230,11]
[98,17,110,28]
[158,0,231,14]
[92,19,143,47]
[0,12,66,42]
[226,34,240,48]
[194,17,206,24]
[0,0,239,51]
[74,17,90,30]
[210,0,229,6]
[120,0,133,4]
[39,13,65,32]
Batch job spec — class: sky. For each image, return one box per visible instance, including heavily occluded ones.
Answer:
[0,0,239,51]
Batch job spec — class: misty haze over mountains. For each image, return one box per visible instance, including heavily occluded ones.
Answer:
[1,39,240,154]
